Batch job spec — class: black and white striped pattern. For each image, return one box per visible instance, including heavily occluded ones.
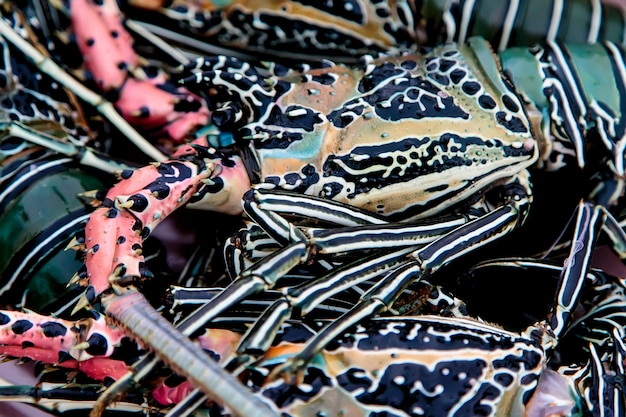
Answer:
[441,0,626,51]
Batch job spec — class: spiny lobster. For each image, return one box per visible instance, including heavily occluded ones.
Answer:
[123,0,626,59]
[0,0,625,416]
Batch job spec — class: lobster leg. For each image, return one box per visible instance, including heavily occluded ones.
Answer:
[0,306,275,414]
[223,188,393,276]
[172,205,473,339]
[0,378,152,417]
[0,10,166,162]
[268,203,528,379]
[0,310,142,380]
[0,30,130,173]
[561,271,626,417]
[548,203,613,336]
[581,336,626,417]
[233,247,416,356]
[611,329,626,417]
[241,188,388,242]
[270,200,619,381]
[97,183,490,409]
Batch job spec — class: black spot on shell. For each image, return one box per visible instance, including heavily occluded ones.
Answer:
[375,7,390,18]
[320,181,343,198]
[84,285,96,303]
[86,38,95,47]
[1,98,12,109]
[58,351,73,363]
[264,176,280,187]
[41,322,68,338]
[12,320,33,334]
[114,263,127,277]
[262,367,332,408]
[429,72,449,85]
[424,184,448,193]
[120,170,133,180]
[450,69,466,84]
[462,81,480,95]
[127,194,149,212]
[401,60,417,70]
[496,111,528,133]
[203,176,225,194]
[478,95,496,110]
[132,221,143,235]
[438,58,455,72]
[86,333,108,356]
[494,372,514,387]
[0,312,9,325]
[137,106,150,118]
[521,373,539,386]
[502,95,520,112]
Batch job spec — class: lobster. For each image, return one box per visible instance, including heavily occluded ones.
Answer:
[121,0,626,60]
[0,0,625,416]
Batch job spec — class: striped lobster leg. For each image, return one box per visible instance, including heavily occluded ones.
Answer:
[0,377,152,416]
[120,0,626,61]
[2,254,623,417]
[501,40,626,201]
[168,184,499,339]
[462,256,626,417]
[426,0,626,51]
[266,200,626,416]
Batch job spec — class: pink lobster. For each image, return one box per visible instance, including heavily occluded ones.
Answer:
[0,308,251,407]
[0,0,273,415]
[1,1,624,416]
[70,0,210,147]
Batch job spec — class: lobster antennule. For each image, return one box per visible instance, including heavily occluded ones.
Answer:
[102,291,279,416]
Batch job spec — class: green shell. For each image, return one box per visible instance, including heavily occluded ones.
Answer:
[0,158,105,310]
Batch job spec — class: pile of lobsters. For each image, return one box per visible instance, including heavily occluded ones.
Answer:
[0,1,625,416]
